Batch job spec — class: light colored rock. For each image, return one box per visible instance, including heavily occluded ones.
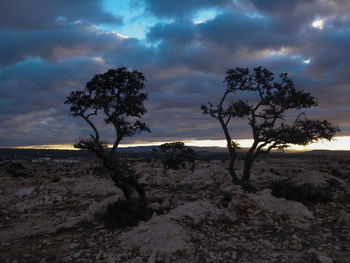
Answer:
[316,254,333,263]
[16,187,34,198]
[249,189,313,229]
[147,202,161,211]
[337,210,350,226]
[119,216,190,255]
[152,176,173,186]
[54,195,118,232]
[72,179,123,198]
[139,172,151,184]
[167,199,237,224]
[292,170,346,189]
[160,198,171,210]
[250,171,284,188]
[182,164,230,186]
[72,251,81,258]
[147,252,157,263]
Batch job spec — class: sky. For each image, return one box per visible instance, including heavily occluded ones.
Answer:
[1,0,350,150]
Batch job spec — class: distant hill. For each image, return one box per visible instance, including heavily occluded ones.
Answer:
[1,147,350,161]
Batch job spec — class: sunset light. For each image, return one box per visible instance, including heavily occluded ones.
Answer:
[1,1,350,261]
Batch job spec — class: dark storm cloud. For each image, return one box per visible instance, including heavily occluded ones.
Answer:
[143,0,231,17]
[0,0,349,147]
[147,20,196,45]
[0,0,122,30]
[0,23,130,67]
[197,12,291,50]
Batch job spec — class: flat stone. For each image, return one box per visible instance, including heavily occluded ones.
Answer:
[317,254,333,263]
[16,187,34,197]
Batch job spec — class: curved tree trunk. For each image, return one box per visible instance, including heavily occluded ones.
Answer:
[93,147,146,201]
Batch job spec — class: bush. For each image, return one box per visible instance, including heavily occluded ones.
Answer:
[153,142,196,170]
[5,163,30,177]
[330,167,342,177]
[271,180,332,204]
[97,198,154,229]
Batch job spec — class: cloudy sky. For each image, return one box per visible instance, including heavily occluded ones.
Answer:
[1,0,349,149]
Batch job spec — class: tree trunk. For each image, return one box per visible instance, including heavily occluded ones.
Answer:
[241,157,253,183]
[126,175,146,199]
[229,153,241,185]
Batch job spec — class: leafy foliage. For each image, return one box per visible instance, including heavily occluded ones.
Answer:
[65,68,150,199]
[153,142,196,170]
[201,67,339,184]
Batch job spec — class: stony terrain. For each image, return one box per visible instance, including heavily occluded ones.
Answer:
[0,154,349,263]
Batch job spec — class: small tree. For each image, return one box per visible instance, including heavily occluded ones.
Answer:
[65,67,150,200]
[153,142,196,170]
[201,67,339,185]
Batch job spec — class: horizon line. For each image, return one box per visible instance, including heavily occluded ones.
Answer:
[4,136,350,151]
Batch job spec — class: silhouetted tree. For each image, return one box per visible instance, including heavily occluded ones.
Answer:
[201,67,339,185]
[153,142,196,170]
[65,67,150,200]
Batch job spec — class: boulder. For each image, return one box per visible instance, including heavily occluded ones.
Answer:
[16,187,35,198]
[183,164,230,186]
[249,189,314,229]
[72,179,123,198]
[291,170,346,189]
[119,216,190,255]
[167,199,237,224]
[250,171,284,189]
[54,195,119,232]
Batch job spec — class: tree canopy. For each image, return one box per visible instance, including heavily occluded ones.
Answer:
[153,142,196,170]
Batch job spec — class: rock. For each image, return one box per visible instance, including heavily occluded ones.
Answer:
[250,171,284,189]
[16,187,34,197]
[152,175,173,186]
[292,170,346,189]
[337,210,350,226]
[139,172,151,184]
[249,189,314,229]
[119,216,190,255]
[182,167,214,186]
[54,195,118,232]
[289,239,303,250]
[167,199,237,224]
[160,198,171,210]
[316,254,333,263]
[72,179,124,198]
[147,252,157,263]
[147,202,161,211]
[62,256,72,262]
[72,251,81,258]
[223,251,231,258]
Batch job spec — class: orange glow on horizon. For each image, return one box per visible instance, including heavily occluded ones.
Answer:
[8,136,350,151]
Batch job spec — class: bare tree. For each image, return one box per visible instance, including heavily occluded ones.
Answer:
[65,67,150,200]
[201,67,339,185]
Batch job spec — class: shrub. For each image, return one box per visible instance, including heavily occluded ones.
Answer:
[97,198,154,229]
[271,180,332,204]
[5,163,30,177]
[330,167,342,177]
[153,142,196,170]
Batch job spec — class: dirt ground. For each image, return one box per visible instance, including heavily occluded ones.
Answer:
[0,154,349,262]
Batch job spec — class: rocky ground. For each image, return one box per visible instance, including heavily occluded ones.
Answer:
[0,154,349,263]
